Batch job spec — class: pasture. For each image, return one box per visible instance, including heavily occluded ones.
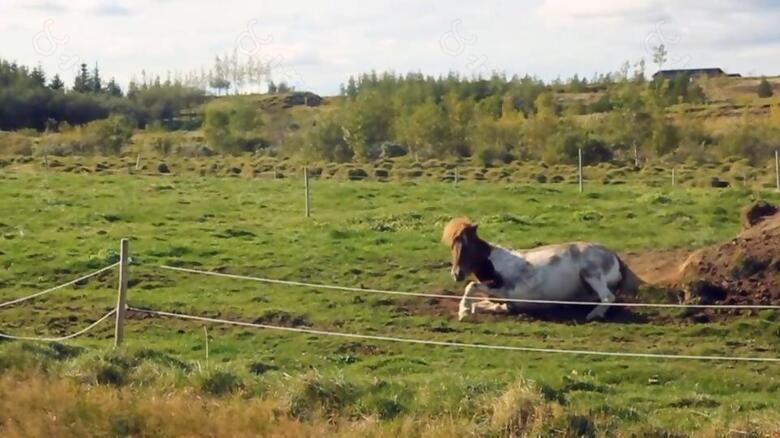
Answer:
[1,169,780,436]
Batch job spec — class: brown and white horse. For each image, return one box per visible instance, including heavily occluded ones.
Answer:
[441,217,642,321]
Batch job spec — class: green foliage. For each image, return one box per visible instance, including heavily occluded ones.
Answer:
[203,99,266,154]
[201,371,244,395]
[757,77,774,98]
[0,58,204,132]
[85,114,135,154]
[300,111,353,162]
[719,116,779,166]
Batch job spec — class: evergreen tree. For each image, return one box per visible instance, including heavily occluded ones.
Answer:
[73,63,91,93]
[30,64,46,87]
[49,74,65,91]
[92,63,102,93]
[127,79,139,99]
[105,78,123,97]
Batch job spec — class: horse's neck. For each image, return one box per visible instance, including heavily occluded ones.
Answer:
[487,245,534,282]
[476,244,531,289]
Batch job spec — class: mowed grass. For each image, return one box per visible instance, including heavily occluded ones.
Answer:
[1,171,780,435]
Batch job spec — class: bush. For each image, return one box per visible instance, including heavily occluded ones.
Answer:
[203,99,266,154]
[201,371,244,396]
[757,77,774,98]
[85,114,135,155]
[0,132,35,155]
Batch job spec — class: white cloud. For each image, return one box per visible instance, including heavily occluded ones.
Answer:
[1,0,778,96]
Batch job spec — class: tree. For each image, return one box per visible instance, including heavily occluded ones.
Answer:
[31,65,46,87]
[105,78,123,97]
[652,45,668,70]
[91,63,102,93]
[209,55,231,95]
[73,63,91,93]
[277,81,292,93]
[49,74,65,91]
[757,77,774,98]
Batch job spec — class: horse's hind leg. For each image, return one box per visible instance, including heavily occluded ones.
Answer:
[581,274,616,321]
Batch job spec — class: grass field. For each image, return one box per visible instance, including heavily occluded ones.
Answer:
[1,169,780,436]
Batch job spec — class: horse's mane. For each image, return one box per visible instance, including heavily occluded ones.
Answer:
[441,216,475,247]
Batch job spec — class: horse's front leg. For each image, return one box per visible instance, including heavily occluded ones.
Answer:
[458,281,493,321]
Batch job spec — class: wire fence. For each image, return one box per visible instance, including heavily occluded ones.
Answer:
[0,309,115,342]
[159,264,780,310]
[0,262,119,342]
[0,262,118,309]
[127,307,780,363]
[2,241,779,365]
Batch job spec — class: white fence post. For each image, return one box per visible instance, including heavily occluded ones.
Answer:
[775,150,779,192]
[672,167,676,186]
[135,154,141,170]
[114,238,129,348]
[304,167,310,217]
[578,148,583,193]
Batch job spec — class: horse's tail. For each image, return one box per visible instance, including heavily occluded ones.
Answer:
[616,256,642,295]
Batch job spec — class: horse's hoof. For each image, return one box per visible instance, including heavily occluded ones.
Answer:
[458,309,469,321]
[586,312,605,321]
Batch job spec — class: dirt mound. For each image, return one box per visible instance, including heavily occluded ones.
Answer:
[677,201,780,306]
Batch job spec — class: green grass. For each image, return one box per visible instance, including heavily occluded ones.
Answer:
[1,170,780,435]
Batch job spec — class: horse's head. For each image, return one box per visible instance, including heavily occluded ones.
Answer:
[441,217,491,282]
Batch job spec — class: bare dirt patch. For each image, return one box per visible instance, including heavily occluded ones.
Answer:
[675,202,780,307]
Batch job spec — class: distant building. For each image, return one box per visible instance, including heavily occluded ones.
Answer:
[652,68,741,81]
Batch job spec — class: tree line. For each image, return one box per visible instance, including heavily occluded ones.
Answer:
[2,56,778,166]
[0,58,206,132]
[283,64,777,166]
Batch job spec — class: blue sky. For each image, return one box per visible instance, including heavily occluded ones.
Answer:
[1,0,779,95]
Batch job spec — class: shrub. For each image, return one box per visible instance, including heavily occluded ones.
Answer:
[757,77,774,98]
[87,114,135,155]
[201,371,244,396]
[203,99,266,154]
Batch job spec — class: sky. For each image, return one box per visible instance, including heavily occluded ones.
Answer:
[1,0,779,96]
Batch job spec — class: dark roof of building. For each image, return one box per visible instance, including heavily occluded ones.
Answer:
[653,67,725,76]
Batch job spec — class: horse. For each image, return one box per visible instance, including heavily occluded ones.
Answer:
[441,217,642,321]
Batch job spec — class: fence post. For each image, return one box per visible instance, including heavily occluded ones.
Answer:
[775,150,779,192]
[454,166,459,186]
[43,154,49,169]
[114,238,129,348]
[672,167,675,186]
[135,154,141,170]
[304,167,310,217]
[578,148,583,193]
